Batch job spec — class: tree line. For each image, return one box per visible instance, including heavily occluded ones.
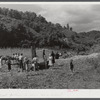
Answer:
[0,7,98,54]
[0,7,74,48]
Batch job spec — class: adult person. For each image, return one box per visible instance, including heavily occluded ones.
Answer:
[25,57,29,71]
[23,57,29,72]
[48,54,53,67]
[16,53,19,64]
[19,53,23,71]
[12,54,15,64]
[42,49,48,69]
[32,55,39,71]
[15,53,17,62]
[23,57,26,71]
[51,51,55,67]
[70,59,74,73]
[43,49,45,60]
[7,57,11,72]
[44,55,48,69]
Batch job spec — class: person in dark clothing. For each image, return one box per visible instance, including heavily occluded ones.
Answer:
[7,57,11,71]
[19,53,23,69]
[55,52,59,59]
[43,49,45,59]
[70,59,74,73]
[43,49,48,69]
[51,51,55,66]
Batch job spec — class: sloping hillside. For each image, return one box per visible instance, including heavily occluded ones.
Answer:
[0,14,40,47]
[0,7,76,48]
[69,30,100,54]
[1,7,100,54]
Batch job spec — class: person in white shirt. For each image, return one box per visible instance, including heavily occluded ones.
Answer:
[48,54,53,67]
[32,56,38,71]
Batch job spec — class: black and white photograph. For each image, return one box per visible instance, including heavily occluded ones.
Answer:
[0,2,100,90]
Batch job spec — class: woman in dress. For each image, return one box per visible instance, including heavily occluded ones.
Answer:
[48,54,53,67]
[23,57,29,72]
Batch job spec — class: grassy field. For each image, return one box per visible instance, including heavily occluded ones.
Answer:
[0,48,100,89]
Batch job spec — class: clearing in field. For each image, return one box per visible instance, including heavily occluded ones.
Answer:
[0,48,99,89]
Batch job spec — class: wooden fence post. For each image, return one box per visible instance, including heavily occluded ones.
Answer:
[31,45,36,59]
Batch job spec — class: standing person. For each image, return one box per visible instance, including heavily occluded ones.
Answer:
[44,55,48,69]
[23,57,26,71]
[15,53,17,62]
[16,53,19,64]
[13,53,16,64]
[25,57,29,71]
[48,54,53,67]
[51,51,55,66]
[32,55,39,71]
[43,49,48,69]
[43,49,45,60]
[19,53,23,71]
[7,57,11,72]
[23,57,29,72]
[31,60,35,71]
[12,54,14,64]
[70,59,74,73]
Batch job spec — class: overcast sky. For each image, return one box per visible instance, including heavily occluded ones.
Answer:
[0,3,100,32]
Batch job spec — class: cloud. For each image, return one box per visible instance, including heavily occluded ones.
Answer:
[91,5,100,12]
[38,4,100,32]
[0,4,100,32]
[0,4,42,13]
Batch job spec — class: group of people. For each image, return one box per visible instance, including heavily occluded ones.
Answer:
[0,53,29,72]
[43,50,61,68]
[0,50,61,72]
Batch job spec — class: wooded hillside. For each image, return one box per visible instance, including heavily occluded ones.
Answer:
[0,7,100,54]
[0,7,76,48]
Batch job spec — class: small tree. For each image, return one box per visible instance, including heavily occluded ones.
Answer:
[31,42,36,59]
[67,24,69,30]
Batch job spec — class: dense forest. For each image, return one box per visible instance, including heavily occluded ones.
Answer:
[0,7,75,48]
[0,7,100,54]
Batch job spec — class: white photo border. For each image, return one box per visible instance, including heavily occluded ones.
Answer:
[0,1,100,98]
